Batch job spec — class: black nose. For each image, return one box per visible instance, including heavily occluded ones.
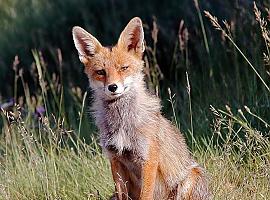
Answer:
[108,84,118,92]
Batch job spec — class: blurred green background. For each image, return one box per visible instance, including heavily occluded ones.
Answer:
[0,0,269,138]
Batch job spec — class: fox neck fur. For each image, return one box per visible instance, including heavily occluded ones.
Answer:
[92,71,160,159]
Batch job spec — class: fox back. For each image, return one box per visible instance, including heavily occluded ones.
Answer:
[73,17,210,200]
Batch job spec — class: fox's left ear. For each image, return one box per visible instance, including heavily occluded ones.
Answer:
[118,17,145,57]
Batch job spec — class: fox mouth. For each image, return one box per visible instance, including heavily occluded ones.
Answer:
[111,93,122,96]
[107,86,129,98]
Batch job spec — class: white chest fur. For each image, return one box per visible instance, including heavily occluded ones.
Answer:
[92,88,160,160]
[94,94,145,155]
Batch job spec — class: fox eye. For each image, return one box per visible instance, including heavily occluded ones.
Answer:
[121,66,129,71]
[96,69,106,76]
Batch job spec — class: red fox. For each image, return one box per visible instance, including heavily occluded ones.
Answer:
[72,17,210,200]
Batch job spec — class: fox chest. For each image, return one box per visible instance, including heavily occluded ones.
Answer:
[100,127,148,161]
[94,99,149,160]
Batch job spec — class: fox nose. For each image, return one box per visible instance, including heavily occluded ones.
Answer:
[108,84,118,92]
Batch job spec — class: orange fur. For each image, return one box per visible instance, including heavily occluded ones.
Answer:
[139,141,159,200]
[110,158,129,200]
[83,47,142,85]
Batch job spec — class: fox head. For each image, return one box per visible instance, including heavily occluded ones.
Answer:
[72,17,145,100]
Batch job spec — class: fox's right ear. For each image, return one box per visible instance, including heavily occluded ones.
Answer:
[72,26,102,63]
[118,17,145,57]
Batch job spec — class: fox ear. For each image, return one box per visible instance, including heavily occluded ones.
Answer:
[118,17,145,57]
[72,26,102,63]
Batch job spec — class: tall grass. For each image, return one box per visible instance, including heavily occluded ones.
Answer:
[1,53,113,199]
[1,107,113,199]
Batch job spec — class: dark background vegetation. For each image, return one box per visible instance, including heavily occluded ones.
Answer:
[0,0,269,140]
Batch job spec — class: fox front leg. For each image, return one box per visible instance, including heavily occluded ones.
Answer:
[110,158,129,200]
[139,142,159,200]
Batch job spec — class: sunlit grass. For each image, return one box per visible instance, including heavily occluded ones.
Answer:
[1,108,114,199]
[1,103,269,199]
